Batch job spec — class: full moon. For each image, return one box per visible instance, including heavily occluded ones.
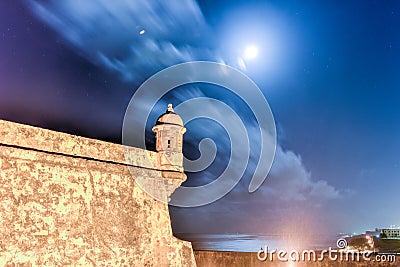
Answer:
[243,45,258,60]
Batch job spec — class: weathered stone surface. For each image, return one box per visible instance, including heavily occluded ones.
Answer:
[0,119,195,266]
[0,119,158,170]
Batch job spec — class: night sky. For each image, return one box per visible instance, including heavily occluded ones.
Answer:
[1,0,400,241]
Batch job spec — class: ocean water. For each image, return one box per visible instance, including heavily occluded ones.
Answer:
[175,233,342,252]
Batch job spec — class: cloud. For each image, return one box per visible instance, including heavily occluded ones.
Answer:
[267,145,341,202]
[28,0,214,82]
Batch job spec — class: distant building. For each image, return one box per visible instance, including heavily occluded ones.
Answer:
[379,228,400,239]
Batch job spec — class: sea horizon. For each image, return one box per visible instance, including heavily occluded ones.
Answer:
[175,233,344,252]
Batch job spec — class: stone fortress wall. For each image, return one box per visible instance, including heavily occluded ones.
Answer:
[0,119,195,266]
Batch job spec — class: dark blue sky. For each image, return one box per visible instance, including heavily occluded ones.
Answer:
[1,0,400,238]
